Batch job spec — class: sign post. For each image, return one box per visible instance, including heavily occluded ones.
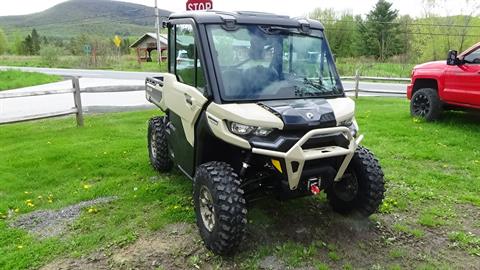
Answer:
[186,0,213,11]
[113,35,122,61]
[83,44,92,55]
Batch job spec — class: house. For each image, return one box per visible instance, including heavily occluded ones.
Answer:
[130,32,168,62]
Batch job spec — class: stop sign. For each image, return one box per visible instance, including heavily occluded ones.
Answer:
[186,0,213,11]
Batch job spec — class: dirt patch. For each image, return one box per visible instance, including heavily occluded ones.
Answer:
[40,198,480,270]
[41,223,216,270]
[456,203,480,236]
[11,197,117,238]
[245,198,480,269]
[110,223,205,269]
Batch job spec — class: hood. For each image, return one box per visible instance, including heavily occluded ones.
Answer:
[414,60,446,70]
[259,97,355,130]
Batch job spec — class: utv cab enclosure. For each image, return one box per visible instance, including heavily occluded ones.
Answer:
[146,10,385,255]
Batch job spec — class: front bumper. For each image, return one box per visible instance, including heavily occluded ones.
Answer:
[251,126,363,190]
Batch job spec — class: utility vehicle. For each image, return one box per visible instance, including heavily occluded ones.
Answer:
[408,42,480,121]
[146,11,385,255]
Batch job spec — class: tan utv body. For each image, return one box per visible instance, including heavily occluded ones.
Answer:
[147,73,362,190]
[145,11,385,255]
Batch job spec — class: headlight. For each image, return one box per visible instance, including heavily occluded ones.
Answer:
[339,119,353,127]
[228,122,273,137]
[230,122,255,135]
[254,127,273,136]
[340,118,358,138]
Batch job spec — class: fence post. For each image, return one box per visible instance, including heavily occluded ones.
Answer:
[354,69,360,99]
[72,77,84,127]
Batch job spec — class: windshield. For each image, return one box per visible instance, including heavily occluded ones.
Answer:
[206,25,343,101]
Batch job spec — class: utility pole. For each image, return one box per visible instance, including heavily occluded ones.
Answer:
[154,0,162,63]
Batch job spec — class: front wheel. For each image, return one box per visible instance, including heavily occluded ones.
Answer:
[327,146,385,216]
[410,88,443,121]
[193,161,247,255]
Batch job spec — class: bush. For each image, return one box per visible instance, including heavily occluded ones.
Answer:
[40,45,65,67]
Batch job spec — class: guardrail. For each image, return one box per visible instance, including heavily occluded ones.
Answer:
[0,77,145,127]
[341,70,411,99]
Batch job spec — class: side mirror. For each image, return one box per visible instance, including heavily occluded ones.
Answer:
[447,50,459,65]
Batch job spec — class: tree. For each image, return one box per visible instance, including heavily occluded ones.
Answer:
[42,36,49,46]
[12,33,24,55]
[31,29,41,55]
[358,0,402,61]
[120,37,131,55]
[0,27,7,55]
[309,8,357,57]
[23,35,33,55]
[396,15,414,63]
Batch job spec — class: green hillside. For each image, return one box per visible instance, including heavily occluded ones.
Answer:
[0,0,170,38]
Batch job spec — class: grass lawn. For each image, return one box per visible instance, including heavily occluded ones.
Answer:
[336,58,414,78]
[0,54,413,77]
[0,98,478,269]
[0,70,62,91]
[0,55,167,73]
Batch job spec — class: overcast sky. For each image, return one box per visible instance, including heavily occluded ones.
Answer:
[0,0,478,17]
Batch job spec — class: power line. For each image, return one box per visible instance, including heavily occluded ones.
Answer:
[318,18,480,29]
[326,27,480,37]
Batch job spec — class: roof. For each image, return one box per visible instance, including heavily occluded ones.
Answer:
[168,10,324,30]
[130,33,168,48]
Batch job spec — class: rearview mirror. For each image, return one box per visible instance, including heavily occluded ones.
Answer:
[447,50,459,65]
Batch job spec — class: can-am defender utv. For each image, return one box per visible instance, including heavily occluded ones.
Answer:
[146,11,385,255]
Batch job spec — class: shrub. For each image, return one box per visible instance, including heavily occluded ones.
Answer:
[40,45,65,67]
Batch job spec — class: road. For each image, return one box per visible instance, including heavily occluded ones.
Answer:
[0,66,408,123]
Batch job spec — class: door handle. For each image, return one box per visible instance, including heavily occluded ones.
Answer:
[185,94,193,105]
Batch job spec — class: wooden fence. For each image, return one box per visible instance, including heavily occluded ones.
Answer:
[0,73,411,127]
[0,77,145,127]
[341,70,411,99]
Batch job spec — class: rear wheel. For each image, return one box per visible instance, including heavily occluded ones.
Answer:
[327,146,385,216]
[411,88,443,121]
[193,161,247,255]
[147,116,173,172]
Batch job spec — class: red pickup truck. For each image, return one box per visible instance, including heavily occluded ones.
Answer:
[407,42,480,121]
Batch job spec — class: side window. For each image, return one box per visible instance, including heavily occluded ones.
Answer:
[464,48,480,64]
[173,24,206,91]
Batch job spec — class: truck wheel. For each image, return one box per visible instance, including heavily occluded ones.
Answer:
[411,88,443,121]
[147,116,173,172]
[327,146,385,217]
[193,161,247,255]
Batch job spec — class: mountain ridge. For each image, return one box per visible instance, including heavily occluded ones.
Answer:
[0,0,171,38]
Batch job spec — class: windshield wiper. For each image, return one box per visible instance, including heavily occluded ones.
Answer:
[303,78,330,92]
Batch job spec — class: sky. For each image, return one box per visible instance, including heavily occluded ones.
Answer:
[0,0,478,17]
